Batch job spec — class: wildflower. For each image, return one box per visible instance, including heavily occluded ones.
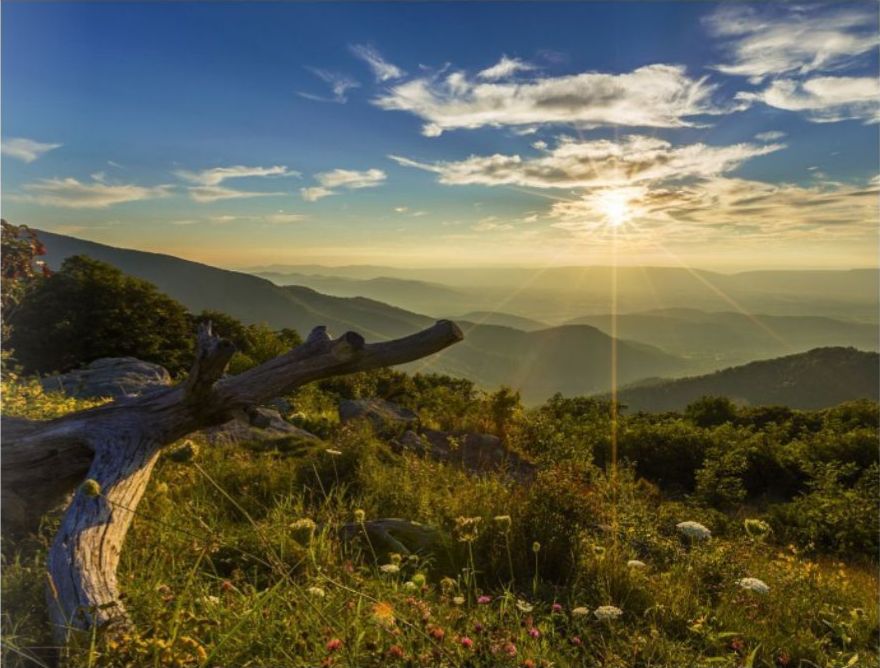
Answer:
[389,552,403,565]
[221,580,236,593]
[474,622,484,633]
[403,581,417,591]
[570,636,582,646]
[372,601,396,626]
[571,607,589,616]
[627,560,647,569]
[477,595,492,605]
[454,516,482,543]
[594,605,623,621]
[532,541,541,553]
[736,577,770,594]
[460,636,474,649]
[744,518,771,539]
[503,642,518,657]
[380,563,400,574]
[325,448,342,456]
[428,625,446,641]
[202,595,220,606]
[516,599,533,613]
[307,586,326,598]
[354,508,366,523]
[440,577,457,594]
[593,545,606,556]
[776,650,791,666]
[528,627,540,639]
[551,603,563,613]
[290,517,317,532]
[80,479,102,497]
[494,515,512,530]
[154,482,170,496]
[523,660,536,668]
[326,638,342,652]
[453,596,465,606]
[412,573,427,587]
[676,521,711,541]
[388,645,405,659]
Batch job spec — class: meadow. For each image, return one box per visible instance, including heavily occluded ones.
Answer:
[2,368,877,668]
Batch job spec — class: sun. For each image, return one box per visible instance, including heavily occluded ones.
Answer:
[596,189,635,227]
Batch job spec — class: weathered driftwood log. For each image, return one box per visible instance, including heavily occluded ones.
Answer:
[0,320,462,641]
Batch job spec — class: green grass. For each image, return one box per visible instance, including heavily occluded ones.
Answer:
[1,378,878,667]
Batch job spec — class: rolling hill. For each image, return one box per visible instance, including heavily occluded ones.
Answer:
[566,308,878,370]
[34,230,688,402]
[613,347,879,412]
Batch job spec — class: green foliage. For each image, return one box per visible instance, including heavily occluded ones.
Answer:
[686,395,739,427]
[195,310,302,374]
[8,255,194,374]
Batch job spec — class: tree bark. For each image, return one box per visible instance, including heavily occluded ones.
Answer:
[1,320,463,642]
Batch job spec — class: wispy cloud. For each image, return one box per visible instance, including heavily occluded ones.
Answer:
[175,164,297,201]
[301,168,387,201]
[374,64,726,136]
[754,130,786,142]
[477,55,537,80]
[738,76,879,124]
[14,176,172,208]
[299,68,360,103]
[390,135,783,189]
[706,4,879,83]
[1,137,62,163]
[350,44,405,81]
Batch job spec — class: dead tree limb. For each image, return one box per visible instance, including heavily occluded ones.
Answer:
[1,320,462,641]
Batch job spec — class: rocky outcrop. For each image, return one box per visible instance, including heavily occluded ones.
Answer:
[338,398,419,432]
[40,357,172,399]
[200,407,320,448]
[394,429,536,482]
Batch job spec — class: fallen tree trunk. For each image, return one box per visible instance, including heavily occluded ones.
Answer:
[1,320,462,642]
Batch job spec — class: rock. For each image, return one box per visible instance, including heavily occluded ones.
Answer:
[338,398,418,432]
[199,407,320,449]
[266,397,293,415]
[394,429,536,482]
[41,357,172,399]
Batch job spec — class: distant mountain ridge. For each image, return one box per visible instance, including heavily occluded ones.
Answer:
[613,347,879,412]
[34,229,688,403]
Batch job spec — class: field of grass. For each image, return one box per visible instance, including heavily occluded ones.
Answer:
[2,372,878,667]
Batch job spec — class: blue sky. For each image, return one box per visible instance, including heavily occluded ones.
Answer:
[2,2,878,269]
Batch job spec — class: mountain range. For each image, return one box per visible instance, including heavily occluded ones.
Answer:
[36,230,878,405]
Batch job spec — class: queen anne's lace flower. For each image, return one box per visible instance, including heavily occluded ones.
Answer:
[515,599,533,613]
[306,586,326,598]
[594,605,623,621]
[737,577,770,594]
[676,521,712,540]
[379,563,400,574]
[571,606,590,616]
[627,560,647,569]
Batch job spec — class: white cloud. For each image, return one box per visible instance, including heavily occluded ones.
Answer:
[15,177,171,208]
[472,216,513,232]
[754,131,786,142]
[264,212,306,224]
[477,55,537,80]
[706,4,879,83]
[1,137,62,163]
[175,164,295,186]
[738,76,880,124]
[175,164,296,202]
[301,168,386,201]
[316,168,386,189]
[187,185,284,203]
[301,186,334,202]
[350,44,405,81]
[299,68,360,103]
[549,177,879,243]
[390,135,783,190]
[374,64,726,136]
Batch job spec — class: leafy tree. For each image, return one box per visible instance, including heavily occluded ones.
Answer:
[685,395,738,428]
[1,220,50,315]
[8,255,194,374]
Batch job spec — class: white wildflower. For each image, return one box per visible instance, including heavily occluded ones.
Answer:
[571,606,590,616]
[627,560,647,569]
[403,581,418,591]
[515,599,533,613]
[453,596,465,605]
[307,586,326,598]
[676,521,712,541]
[325,448,343,456]
[594,605,623,621]
[736,577,770,594]
[380,563,400,574]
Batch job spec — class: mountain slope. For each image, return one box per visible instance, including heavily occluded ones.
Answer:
[614,347,879,412]
[565,309,878,369]
[453,311,550,331]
